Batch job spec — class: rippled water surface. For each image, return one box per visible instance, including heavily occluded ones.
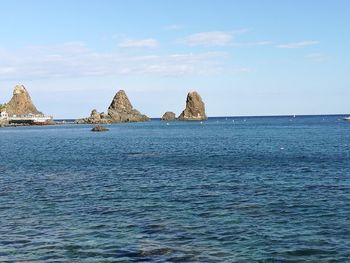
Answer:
[1,116,350,262]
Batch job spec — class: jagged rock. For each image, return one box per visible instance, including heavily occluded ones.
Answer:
[90,109,101,120]
[161,111,176,121]
[107,90,149,122]
[100,112,109,119]
[91,125,109,132]
[5,85,42,116]
[178,91,207,121]
[75,109,111,124]
[76,90,149,124]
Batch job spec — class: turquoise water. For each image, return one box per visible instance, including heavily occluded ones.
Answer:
[1,116,350,262]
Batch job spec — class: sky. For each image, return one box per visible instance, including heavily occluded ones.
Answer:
[0,0,349,118]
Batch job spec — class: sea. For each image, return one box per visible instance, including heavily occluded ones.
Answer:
[0,115,350,262]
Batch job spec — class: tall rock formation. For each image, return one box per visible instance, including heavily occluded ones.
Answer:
[77,90,149,124]
[107,90,149,122]
[178,91,207,121]
[5,85,42,116]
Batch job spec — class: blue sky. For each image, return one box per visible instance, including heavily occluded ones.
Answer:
[0,0,349,118]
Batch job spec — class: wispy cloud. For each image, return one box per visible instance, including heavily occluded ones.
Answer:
[251,41,273,46]
[305,53,330,61]
[180,31,235,46]
[119,38,159,48]
[232,41,273,47]
[276,40,319,49]
[0,42,246,80]
[163,24,182,31]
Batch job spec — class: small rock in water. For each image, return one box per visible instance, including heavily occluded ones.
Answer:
[161,111,176,121]
[91,125,109,132]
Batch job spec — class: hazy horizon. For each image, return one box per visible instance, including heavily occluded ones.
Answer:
[0,0,349,118]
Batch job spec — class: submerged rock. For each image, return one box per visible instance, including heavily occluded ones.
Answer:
[161,111,176,121]
[178,91,207,121]
[108,90,149,122]
[91,125,109,132]
[5,85,42,116]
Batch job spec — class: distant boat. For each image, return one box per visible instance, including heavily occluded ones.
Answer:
[344,117,350,121]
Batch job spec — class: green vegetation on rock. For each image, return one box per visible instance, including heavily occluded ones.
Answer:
[0,103,7,112]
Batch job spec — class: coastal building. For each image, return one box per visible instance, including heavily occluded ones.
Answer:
[8,113,53,125]
[0,111,8,120]
[1,85,54,125]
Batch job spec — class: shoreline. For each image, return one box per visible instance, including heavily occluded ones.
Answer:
[57,113,350,121]
[1,114,349,129]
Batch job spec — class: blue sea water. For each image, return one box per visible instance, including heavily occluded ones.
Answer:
[1,115,350,262]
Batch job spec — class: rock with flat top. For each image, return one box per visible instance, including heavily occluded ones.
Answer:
[178,91,207,121]
[91,125,109,132]
[161,111,176,121]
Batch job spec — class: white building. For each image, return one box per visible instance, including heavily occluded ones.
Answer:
[0,111,8,120]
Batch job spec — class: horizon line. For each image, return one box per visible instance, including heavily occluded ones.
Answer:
[53,113,350,121]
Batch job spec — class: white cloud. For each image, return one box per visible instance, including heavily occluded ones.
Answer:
[276,40,319,49]
[305,53,329,61]
[0,42,245,80]
[181,31,234,46]
[0,67,16,74]
[163,24,182,31]
[231,41,273,47]
[119,38,159,48]
[251,41,273,46]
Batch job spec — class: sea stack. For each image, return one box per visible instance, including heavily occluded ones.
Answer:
[77,90,149,124]
[178,91,207,121]
[107,90,149,122]
[5,85,42,116]
[161,111,176,121]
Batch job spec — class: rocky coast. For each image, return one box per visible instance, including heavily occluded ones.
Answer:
[1,85,208,127]
[0,85,53,127]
